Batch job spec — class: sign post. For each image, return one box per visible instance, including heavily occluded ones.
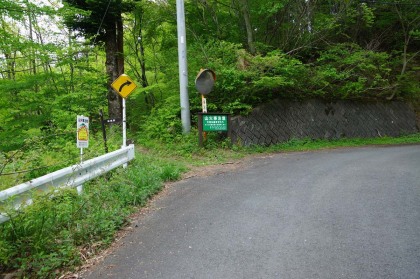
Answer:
[77,115,89,150]
[76,115,89,193]
[111,74,137,168]
[201,95,207,113]
[195,69,216,143]
[194,69,232,147]
[198,113,231,147]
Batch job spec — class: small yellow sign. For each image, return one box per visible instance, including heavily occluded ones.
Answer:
[77,115,89,148]
[77,125,89,141]
[111,74,137,98]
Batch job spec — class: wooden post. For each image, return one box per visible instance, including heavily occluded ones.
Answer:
[99,109,109,153]
[198,113,204,147]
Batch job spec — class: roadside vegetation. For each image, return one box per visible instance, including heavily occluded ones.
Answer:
[1,0,420,277]
[0,149,186,278]
[1,131,420,278]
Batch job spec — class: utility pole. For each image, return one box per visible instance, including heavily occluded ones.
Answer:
[176,0,191,133]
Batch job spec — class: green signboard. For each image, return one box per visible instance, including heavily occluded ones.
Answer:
[203,114,228,132]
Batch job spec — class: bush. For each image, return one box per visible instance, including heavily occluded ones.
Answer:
[195,48,309,114]
[309,43,394,99]
[188,41,414,113]
[140,95,183,142]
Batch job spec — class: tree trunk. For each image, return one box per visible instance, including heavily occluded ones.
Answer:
[139,35,148,88]
[27,9,37,76]
[4,52,16,80]
[105,22,122,120]
[238,0,256,55]
[117,14,124,77]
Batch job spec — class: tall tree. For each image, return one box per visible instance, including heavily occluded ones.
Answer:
[62,0,137,119]
[236,0,255,54]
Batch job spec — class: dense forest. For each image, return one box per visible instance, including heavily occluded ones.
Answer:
[0,0,419,185]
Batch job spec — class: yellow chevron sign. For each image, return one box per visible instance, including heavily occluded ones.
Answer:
[111,74,137,98]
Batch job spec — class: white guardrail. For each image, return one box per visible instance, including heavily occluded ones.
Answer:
[0,144,135,224]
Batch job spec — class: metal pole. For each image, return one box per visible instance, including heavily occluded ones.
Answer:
[122,98,127,148]
[198,113,203,147]
[77,147,83,194]
[201,94,207,141]
[201,94,207,113]
[122,98,127,168]
[176,0,191,133]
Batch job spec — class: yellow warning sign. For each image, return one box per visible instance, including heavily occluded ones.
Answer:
[77,115,89,148]
[111,74,137,98]
[77,126,88,141]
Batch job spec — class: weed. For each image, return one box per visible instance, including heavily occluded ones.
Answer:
[0,152,185,278]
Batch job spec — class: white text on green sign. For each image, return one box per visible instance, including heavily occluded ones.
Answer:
[203,115,228,132]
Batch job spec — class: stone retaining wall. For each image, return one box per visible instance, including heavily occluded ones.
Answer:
[230,99,418,146]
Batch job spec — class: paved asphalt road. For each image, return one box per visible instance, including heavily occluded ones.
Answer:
[83,145,420,279]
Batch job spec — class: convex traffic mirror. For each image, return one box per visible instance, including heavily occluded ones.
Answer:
[195,69,216,95]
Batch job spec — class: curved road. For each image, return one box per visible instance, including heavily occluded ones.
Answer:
[83,145,420,279]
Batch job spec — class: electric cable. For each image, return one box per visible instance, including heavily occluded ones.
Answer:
[92,0,113,46]
[361,1,420,6]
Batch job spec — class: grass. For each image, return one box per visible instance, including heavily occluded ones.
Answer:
[0,134,123,191]
[0,132,419,278]
[261,133,420,153]
[139,132,420,167]
[0,153,186,278]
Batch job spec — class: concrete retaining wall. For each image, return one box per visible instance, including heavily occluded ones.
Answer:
[230,99,418,146]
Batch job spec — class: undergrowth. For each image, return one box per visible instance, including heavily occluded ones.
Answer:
[259,133,420,153]
[0,154,185,278]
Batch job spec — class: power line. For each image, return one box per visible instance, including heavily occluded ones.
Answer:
[91,0,113,46]
[361,1,420,6]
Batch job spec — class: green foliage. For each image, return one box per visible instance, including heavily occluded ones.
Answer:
[343,2,376,28]
[222,100,253,115]
[61,0,137,43]
[0,127,123,191]
[140,95,183,142]
[246,50,306,95]
[262,134,420,153]
[1,0,418,160]
[0,0,419,275]
[1,129,419,278]
[188,44,309,114]
[398,72,420,100]
[310,43,394,99]
[0,153,185,278]
[0,55,108,152]
[186,38,418,117]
